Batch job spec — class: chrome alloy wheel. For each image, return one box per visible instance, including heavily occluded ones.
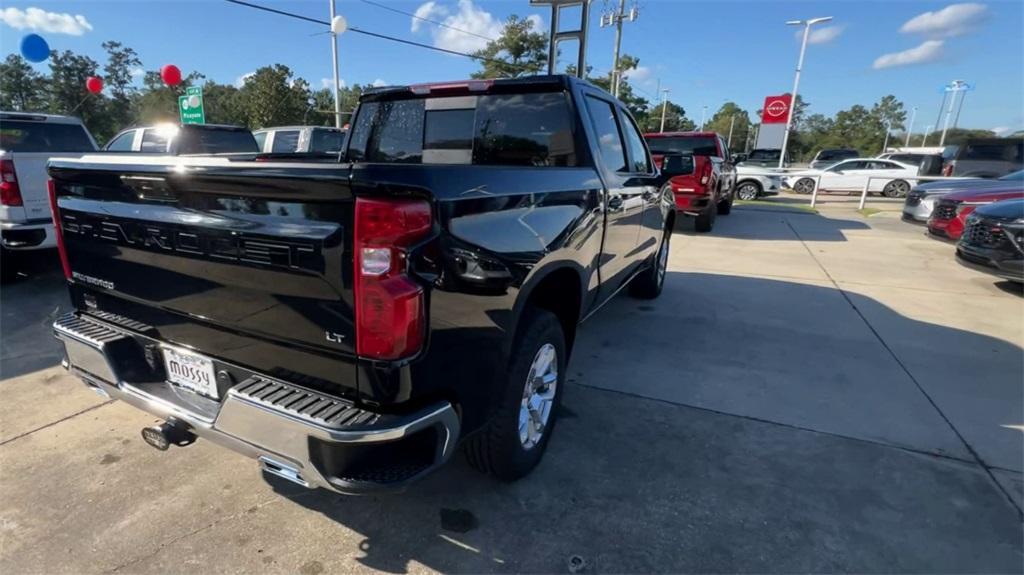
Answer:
[519,343,558,449]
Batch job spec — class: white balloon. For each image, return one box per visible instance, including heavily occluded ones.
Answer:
[188,95,200,108]
[331,15,347,35]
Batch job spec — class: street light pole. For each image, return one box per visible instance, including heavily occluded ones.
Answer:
[727,114,736,148]
[905,106,917,147]
[699,105,707,131]
[659,88,670,133]
[778,16,832,169]
[922,124,933,146]
[329,0,343,129]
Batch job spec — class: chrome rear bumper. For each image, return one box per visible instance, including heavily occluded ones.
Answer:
[54,313,460,494]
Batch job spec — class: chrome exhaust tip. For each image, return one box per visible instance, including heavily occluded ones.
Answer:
[259,456,309,488]
[141,420,196,451]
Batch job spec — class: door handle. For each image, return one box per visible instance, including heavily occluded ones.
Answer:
[607,195,624,211]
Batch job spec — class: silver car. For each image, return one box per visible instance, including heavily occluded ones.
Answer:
[902,170,1024,222]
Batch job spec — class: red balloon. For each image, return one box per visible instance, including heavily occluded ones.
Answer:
[85,76,103,94]
[161,64,182,86]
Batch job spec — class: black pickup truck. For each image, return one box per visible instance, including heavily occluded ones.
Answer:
[48,75,675,494]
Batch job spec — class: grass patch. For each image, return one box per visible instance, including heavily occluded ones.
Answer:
[857,208,883,217]
[736,200,818,214]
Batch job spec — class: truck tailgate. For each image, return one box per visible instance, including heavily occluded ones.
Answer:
[48,157,360,398]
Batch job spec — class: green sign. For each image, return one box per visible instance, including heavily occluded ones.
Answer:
[178,86,205,125]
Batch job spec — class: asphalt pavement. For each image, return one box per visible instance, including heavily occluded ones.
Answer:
[1,204,1021,574]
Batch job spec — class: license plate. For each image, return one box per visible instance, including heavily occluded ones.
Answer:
[162,346,219,399]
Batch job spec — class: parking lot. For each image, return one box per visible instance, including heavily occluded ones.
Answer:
[1,202,1021,574]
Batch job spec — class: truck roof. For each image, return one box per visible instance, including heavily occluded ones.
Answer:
[0,112,87,125]
[360,74,598,101]
[643,131,720,138]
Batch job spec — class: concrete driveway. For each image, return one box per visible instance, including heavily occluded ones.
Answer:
[1,206,1021,573]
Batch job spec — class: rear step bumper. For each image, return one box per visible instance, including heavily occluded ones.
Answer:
[53,312,460,495]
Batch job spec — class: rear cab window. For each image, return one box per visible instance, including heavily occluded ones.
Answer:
[309,128,346,153]
[646,136,718,157]
[959,141,1023,162]
[175,128,259,155]
[270,130,301,153]
[346,88,577,167]
[0,120,95,153]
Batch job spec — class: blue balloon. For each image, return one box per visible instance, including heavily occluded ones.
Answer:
[20,34,49,63]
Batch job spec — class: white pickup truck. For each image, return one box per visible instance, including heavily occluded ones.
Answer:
[1,112,98,280]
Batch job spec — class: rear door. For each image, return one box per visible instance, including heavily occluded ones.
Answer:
[581,91,646,302]
[616,106,661,258]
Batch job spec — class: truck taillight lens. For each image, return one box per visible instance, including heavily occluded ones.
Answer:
[699,162,712,187]
[0,159,23,206]
[353,197,432,360]
[47,179,72,280]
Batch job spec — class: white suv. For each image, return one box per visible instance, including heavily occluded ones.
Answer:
[1,112,97,280]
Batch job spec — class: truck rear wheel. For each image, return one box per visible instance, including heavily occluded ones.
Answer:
[694,202,716,232]
[465,309,565,481]
[717,187,734,215]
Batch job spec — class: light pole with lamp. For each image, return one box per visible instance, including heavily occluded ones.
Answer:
[329,2,347,129]
[904,106,917,147]
[778,16,832,168]
[698,105,707,131]
[659,89,670,132]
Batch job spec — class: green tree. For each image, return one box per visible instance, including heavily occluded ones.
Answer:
[705,102,751,151]
[0,54,48,111]
[569,54,650,121]
[135,68,204,125]
[871,94,907,132]
[48,50,112,140]
[237,65,310,128]
[101,41,142,139]
[471,15,547,79]
[201,81,246,126]
[643,101,695,133]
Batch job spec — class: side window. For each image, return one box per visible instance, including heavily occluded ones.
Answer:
[105,130,134,151]
[140,129,169,153]
[368,100,425,163]
[253,131,268,151]
[346,102,378,162]
[309,128,345,153]
[271,130,301,153]
[619,110,652,174]
[584,96,627,172]
[719,137,730,161]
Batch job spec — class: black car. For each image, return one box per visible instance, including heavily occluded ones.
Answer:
[809,148,859,169]
[956,199,1024,284]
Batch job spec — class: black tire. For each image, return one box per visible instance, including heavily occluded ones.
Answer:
[464,309,566,481]
[694,202,716,232]
[736,180,761,201]
[717,186,734,215]
[793,177,816,195]
[629,227,669,299]
[882,179,910,198]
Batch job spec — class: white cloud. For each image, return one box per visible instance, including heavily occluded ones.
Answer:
[622,65,652,83]
[320,77,346,90]
[873,40,945,69]
[410,0,543,54]
[991,126,1011,135]
[796,25,844,45]
[129,67,145,78]
[235,72,255,88]
[371,78,388,88]
[900,3,988,38]
[0,6,92,35]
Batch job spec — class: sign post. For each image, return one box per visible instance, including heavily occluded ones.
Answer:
[754,94,791,151]
[178,86,205,125]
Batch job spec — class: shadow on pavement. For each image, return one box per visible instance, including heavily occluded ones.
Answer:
[267,272,1023,574]
[675,206,870,241]
[1,252,69,380]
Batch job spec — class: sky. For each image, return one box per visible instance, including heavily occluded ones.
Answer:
[1,0,1022,133]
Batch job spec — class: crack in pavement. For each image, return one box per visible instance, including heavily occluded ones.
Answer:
[784,217,1023,518]
[0,400,114,447]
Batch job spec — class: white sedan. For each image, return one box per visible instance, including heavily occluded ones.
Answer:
[735,166,784,200]
[784,158,919,198]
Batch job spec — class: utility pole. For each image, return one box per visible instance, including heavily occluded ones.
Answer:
[881,121,891,154]
[659,88,670,133]
[329,0,345,129]
[940,80,967,146]
[699,105,707,131]
[779,16,832,168]
[600,0,638,97]
[727,114,736,148]
[922,124,933,146]
[904,106,917,147]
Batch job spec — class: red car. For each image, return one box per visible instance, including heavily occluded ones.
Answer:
[927,186,1024,240]
[644,132,736,232]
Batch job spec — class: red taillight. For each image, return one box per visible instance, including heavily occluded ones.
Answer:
[0,159,23,206]
[353,197,432,360]
[942,163,953,177]
[699,161,712,188]
[47,179,72,280]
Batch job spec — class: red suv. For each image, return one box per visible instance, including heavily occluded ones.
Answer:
[927,186,1024,240]
[644,132,736,232]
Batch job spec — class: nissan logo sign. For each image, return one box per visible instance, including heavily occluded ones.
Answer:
[766,100,788,117]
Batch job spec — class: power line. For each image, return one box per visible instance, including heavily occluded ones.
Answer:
[223,0,527,73]
[357,0,496,42]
